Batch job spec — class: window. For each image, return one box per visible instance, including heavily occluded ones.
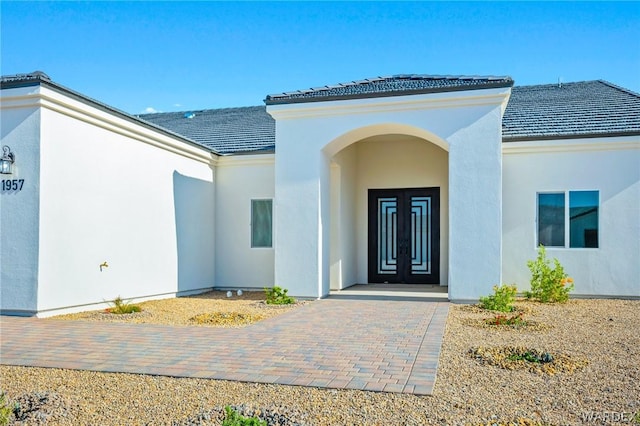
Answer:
[538,193,565,247]
[537,191,599,248]
[569,191,599,248]
[251,199,273,248]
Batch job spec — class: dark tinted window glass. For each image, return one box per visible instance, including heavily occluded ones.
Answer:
[538,193,565,247]
[569,191,599,248]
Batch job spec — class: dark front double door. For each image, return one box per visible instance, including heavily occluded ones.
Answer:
[368,188,440,284]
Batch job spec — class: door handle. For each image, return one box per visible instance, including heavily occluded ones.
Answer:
[398,239,410,255]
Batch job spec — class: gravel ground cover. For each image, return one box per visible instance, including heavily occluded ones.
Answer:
[1,296,639,425]
[48,290,304,327]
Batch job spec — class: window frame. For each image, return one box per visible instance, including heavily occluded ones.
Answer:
[250,198,273,249]
[536,190,599,249]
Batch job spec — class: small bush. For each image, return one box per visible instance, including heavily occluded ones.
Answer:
[469,346,587,374]
[507,350,553,364]
[485,312,527,327]
[222,406,266,426]
[526,245,574,303]
[0,393,15,426]
[264,286,295,305]
[106,296,142,314]
[479,284,517,312]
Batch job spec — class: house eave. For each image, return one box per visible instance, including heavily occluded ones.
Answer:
[503,130,640,143]
[502,134,640,154]
[1,74,218,156]
[265,80,514,105]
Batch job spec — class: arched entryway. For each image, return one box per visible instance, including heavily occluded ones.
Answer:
[268,82,508,302]
[326,130,449,292]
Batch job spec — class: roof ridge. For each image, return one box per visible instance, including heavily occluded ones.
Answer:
[138,105,266,118]
[511,80,640,99]
[294,74,511,89]
[0,70,51,84]
[596,79,640,98]
[266,74,514,105]
[512,80,604,89]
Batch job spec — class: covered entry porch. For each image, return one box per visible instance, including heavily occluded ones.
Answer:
[329,132,449,291]
[266,75,513,302]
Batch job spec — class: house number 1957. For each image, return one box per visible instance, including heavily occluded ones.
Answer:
[1,179,24,192]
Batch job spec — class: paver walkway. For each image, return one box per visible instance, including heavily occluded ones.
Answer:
[0,298,449,395]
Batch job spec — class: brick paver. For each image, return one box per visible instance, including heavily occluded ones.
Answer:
[0,298,449,395]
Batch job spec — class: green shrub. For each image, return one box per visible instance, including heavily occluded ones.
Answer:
[0,392,15,426]
[525,245,574,303]
[222,406,267,426]
[507,350,553,364]
[479,284,517,312]
[107,296,142,314]
[264,286,295,305]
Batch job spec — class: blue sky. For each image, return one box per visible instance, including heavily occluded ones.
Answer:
[2,1,639,114]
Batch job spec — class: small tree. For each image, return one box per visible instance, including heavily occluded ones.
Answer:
[526,245,574,303]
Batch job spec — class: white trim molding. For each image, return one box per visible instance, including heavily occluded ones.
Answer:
[214,153,275,168]
[502,135,640,154]
[1,86,215,165]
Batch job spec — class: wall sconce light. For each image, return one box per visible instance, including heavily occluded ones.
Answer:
[1,145,15,174]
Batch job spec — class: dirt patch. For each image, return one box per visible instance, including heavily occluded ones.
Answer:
[189,311,266,326]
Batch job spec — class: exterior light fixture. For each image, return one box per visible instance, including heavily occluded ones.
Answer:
[1,145,15,174]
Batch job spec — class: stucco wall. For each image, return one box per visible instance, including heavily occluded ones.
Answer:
[447,107,504,301]
[9,85,216,316]
[269,88,509,299]
[214,155,275,289]
[502,137,640,297]
[330,146,357,290]
[0,89,41,315]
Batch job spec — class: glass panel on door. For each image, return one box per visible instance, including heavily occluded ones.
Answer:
[410,196,431,274]
[377,197,397,275]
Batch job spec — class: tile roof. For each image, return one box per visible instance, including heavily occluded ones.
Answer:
[1,71,207,151]
[265,74,514,105]
[138,107,275,155]
[143,80,639,154]
[0,70,52,86]
[4,73,638,155]
[503,80,640,141]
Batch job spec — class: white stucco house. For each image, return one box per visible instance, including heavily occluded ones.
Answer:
[1,71,638,317]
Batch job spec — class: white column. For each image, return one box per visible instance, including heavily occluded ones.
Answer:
[274,127,330,299]
[447,108,503,301]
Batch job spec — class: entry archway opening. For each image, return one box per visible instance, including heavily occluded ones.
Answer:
[328,133,449,294]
